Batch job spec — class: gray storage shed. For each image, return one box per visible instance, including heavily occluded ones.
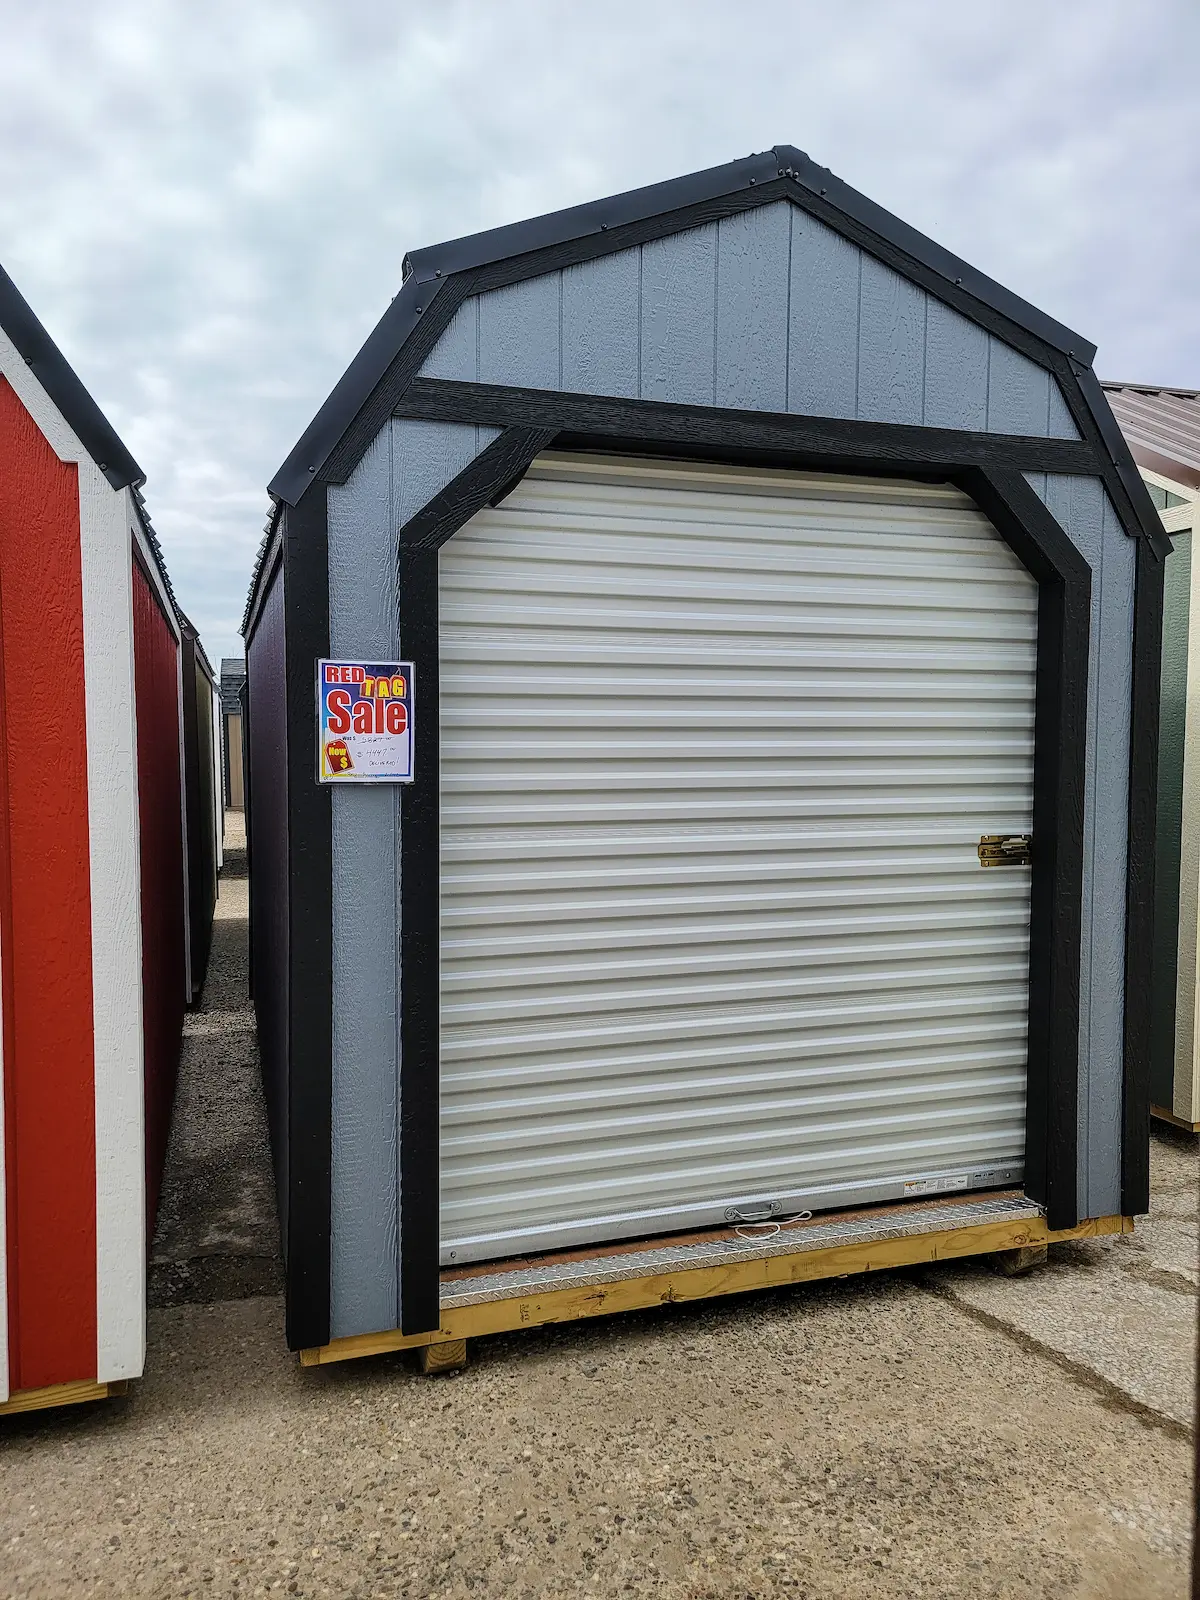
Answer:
[243,147,1165,1366]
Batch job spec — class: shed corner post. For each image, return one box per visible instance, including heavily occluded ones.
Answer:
[282,487,333,1352]
[1122,532,1167,1218]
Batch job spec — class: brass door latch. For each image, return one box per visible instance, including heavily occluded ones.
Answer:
[978,835,1033,867]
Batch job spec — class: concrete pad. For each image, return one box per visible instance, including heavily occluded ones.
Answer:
[3,815,1184,1599]
[0,1277,1191,1599]
[922,1131,1199,1432]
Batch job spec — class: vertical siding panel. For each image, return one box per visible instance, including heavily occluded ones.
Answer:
[714,203,790,411]
[923,300,988,430]
[1033,473,1131,1216]
[1047,381,1081,440]
[787,213,859,419]
[562,250,640,398]
[247,560,289,1254]
[478,274,561,390]
[0,378,97,1390]
[419,299,478,383]
[987,339,1051,435]
[640,224,718,406]
[1088,492,1133,1215]
[394,419,484,524]
[328,427,400,1339]
[856,258,926,426]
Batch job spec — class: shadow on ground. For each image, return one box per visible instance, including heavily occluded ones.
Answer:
[149,813,283,1307]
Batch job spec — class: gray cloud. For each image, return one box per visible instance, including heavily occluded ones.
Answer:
[2,0,1196,661]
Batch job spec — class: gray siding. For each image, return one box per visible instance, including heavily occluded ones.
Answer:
[327,419,499,1339]
[1026,473,1134,1218]
[420,202,1080,439]
[245,558,290,1253]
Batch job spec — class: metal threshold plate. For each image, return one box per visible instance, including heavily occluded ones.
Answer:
[439,1191,1041,1310]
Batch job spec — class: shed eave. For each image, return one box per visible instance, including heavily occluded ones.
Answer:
[0,261,143,492]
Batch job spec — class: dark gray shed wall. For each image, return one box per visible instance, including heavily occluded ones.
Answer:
[326,197,1130,1338]
[327,417,499,1338]
[246,559,290,1250]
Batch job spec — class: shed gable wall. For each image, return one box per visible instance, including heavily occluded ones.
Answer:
[420,202,1081,438]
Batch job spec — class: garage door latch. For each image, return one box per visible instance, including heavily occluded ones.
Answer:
[978,834,1033,867]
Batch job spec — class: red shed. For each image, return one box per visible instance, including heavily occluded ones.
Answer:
[0,263,198,1415]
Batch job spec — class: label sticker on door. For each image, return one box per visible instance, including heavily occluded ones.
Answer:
[903,1174,970,1197]
[317,659,414,783]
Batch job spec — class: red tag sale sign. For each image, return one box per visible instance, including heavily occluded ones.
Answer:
[317,659,415,782]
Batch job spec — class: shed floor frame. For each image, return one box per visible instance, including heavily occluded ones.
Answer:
[300,1193,1131,1367]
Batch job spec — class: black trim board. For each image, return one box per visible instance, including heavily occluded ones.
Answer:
[958,468,1089,1229]
[1122,534,1166,1214]
[282,489,333,1351]
[0,260,143,490]
[396,430,549,1335]
[397,379,1099,476]
[390,425,1092,1330]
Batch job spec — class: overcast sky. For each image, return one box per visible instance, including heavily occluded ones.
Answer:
[2,1,1197,663]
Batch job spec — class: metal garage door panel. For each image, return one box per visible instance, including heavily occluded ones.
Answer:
[438,456,1036,1264]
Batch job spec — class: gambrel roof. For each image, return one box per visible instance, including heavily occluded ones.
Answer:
[266,145,1163,556]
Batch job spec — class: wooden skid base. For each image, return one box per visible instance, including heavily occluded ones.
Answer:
[1152,1104,1200,1134]
[0,1379,125,1417]
[300,1208,1130,1368]
[419,1339,468,1374]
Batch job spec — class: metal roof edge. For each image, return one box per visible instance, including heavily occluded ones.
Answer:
[0,260,144,491]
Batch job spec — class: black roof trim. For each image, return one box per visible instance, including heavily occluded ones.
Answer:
[177,610,217,682]
[268,145,1104,507]
[772,148,1094,365]
[241,499,283,639]
[0,261,143,491]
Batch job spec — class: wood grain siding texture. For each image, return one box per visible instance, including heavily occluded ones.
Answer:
[418,202,1081,442]
[328,428,401,1340]
[0,377,97,1390]
[246,560,290,1250]
[131,562,187,1240]
[1026,473,1134,1219]
[323,419,499,1339]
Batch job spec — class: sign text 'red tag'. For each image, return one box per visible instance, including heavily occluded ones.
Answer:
[317,659,415,783]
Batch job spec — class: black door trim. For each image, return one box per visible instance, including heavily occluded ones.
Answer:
[390,416,1093,1331]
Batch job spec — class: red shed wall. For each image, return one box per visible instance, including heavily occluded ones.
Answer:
[0,377,98,1390]
[131,559,185,1235]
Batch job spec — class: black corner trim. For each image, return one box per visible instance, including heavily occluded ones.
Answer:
[0,261,143,490]
[395,428,553,1337]
[1122,534,1166,1215]
[282,490,333,1351]
[400,428,558,551]
[390,415,1095,1318]
[957,468,1089,1229]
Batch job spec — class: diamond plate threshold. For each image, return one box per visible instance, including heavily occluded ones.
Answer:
[301,1194,1132,1367]
[439,1192,1043,1310]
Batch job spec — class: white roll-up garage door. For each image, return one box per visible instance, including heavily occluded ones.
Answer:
[438,455,1037,1265]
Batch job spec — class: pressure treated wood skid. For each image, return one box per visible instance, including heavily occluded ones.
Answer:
[300,1194,1130,1370]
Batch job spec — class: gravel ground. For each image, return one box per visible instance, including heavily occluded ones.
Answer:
[0,812,1194,1599]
